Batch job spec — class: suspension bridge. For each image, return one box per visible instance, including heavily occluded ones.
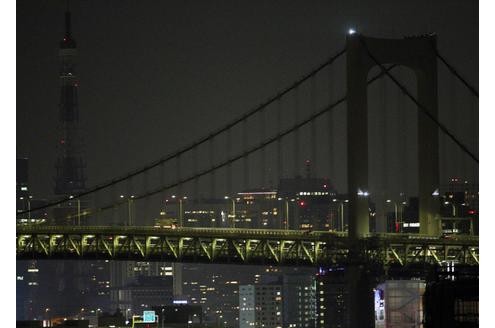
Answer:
[17,33,479,327]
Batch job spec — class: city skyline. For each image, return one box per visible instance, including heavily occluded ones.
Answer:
[14,1,480,328]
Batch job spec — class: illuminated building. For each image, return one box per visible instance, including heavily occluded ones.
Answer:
[423,265,478,327]
[16,158,43,320]
[439,178,479,235]
[283,274,317,328]
[181,266,240,326]
[114,276,174,313]
[315,267,349,328]
[110,262,182,312]
[16,158,29,205]
[16,261,40,320]
[278,176,338,230]
[237,190,280,229]
[181,198,227,228]
[239,284,283,328]
[152,305,203,326]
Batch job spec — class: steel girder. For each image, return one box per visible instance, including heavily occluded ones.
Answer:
[16,233,348,265]
[16,226,479,267]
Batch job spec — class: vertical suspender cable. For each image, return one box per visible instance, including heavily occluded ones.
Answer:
[110,182,117,225]
[277,98,283,182]
[176,154,182,197]
[310,76,317,176]
[471,96,479,185]
[142,169,150,225]
[94,190,99,225]
[327,65,335,179]
[127,178,135,225]
[381,75,389,200]
[450,74,464,177]
[193,146,199,201]
[243,119,249,190]
[209,138,216,198]
[160,162,166,214]
[396,70,407,196]
[293,87,300,177]
[260,107,266,188]
[227,128,232,196]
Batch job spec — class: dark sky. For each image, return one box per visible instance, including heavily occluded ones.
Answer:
[17,0,478,201]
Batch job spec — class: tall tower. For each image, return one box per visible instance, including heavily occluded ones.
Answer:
[54,9,86,196]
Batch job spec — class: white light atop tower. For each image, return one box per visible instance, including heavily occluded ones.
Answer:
[348,28,356,35]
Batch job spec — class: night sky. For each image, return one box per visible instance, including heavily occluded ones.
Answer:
[17,0,478,202]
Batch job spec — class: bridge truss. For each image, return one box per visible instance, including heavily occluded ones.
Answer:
[17,226,479,267]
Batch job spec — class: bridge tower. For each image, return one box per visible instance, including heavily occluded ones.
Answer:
[345,33,440,328]
[346,33,440,238]
[54,9,86,196]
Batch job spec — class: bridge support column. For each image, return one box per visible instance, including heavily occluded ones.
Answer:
[346,34,371,238]
[348,264,375,328]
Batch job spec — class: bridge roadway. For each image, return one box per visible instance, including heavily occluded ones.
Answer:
[16,225,479,267]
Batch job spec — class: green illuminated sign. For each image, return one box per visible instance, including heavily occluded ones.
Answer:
[143,311,156,323]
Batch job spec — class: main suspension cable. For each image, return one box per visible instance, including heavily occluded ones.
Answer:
[360,37,478,163]
[18,48,346,215]
[56,64,398,219]
[436,50,478,98]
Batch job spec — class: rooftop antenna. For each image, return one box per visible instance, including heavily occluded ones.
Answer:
[65,0,71,37]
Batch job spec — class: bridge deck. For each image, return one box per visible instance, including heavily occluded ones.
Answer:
[16,226,479,267]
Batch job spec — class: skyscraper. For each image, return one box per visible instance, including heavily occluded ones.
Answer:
[239,284,283,328]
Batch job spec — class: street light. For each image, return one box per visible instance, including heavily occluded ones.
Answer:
[278,197,290,230]
[172,195,187,227]
[444,201,460,234]
[224,196,236,228]
[386,199,399,233]
[126,308,131,322]
[69,195,81,226]
[120,195,135,226]
[332,199,345,232]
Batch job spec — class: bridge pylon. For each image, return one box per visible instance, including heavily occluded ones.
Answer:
[346,33,440,238]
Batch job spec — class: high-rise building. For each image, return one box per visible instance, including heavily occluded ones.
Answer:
[181,265,242,326]
[16,158,43,320]
[239,284,283,328]
[16,260,40,320]
[237,190,281,229]
[17,158,29,201]
[316,267,349,328]
[115,276,174,313]
[283,274,317,328]
[423,265,478,327]
[278,176,337,230]
[438,177,479,235]
[110,262,182,312]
